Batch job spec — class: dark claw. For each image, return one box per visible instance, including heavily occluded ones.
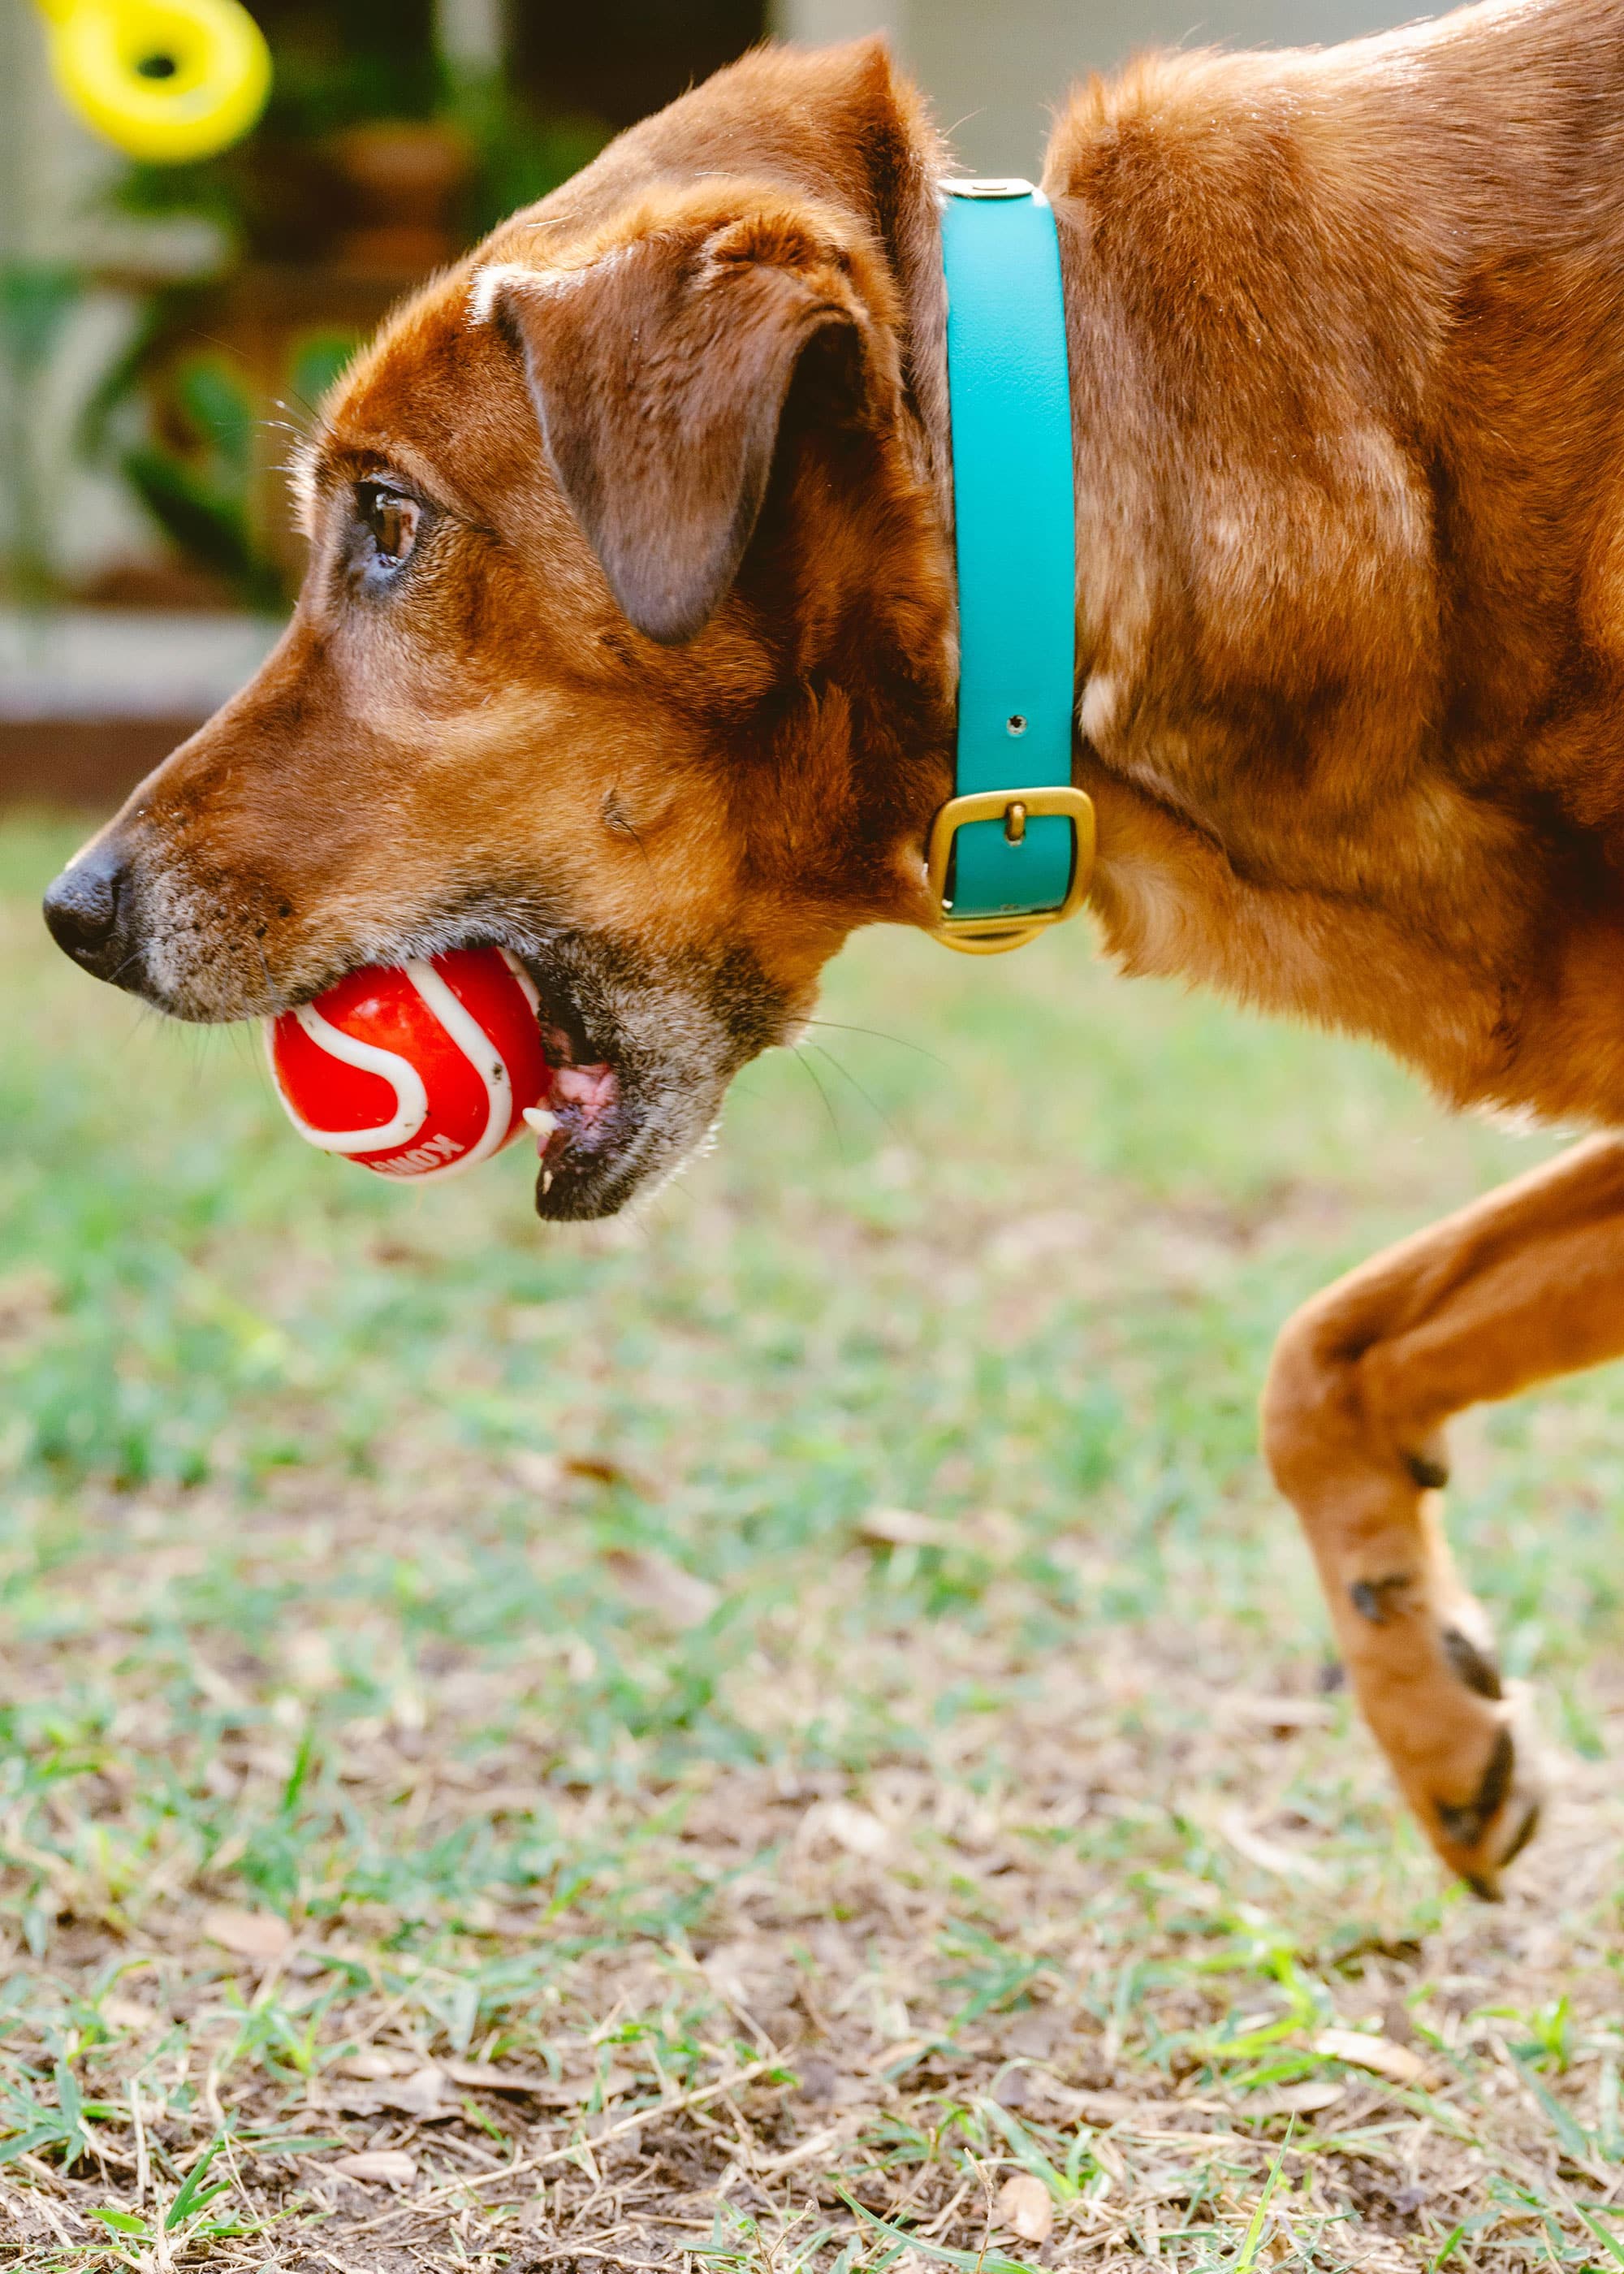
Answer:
[1464,1871,1504,1904]
[1440,1626,1504,1701]
[1406,1450,1450,1490]
[1350,1571,1414,1626]
[1499,1800,1541,1866]
[1436,1725,1515,1848]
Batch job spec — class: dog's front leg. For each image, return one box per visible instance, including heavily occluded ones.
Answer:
[1261,1135,1624,1893]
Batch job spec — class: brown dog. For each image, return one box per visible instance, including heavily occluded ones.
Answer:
[44,0,1624,1892]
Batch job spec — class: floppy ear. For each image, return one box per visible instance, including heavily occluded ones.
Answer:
[484,205,875,644]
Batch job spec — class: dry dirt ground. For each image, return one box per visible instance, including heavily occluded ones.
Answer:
[2,815,1622,2270]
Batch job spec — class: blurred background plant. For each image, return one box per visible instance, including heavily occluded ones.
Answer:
[0,0,1420,639]
[0,261,82,605]
[60,0,620,612]
[0,0,774,618]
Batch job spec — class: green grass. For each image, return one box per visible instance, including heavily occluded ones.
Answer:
[1,808,1621,2271]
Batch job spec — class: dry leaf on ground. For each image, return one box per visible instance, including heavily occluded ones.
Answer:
[1315,2029,1430,2086]
[859,1507,946,1549]
[101,1996,158,2032]
[1250,2080,1345,2117]
[332,2150,417,2186]
[603,1549,719,1627]
[809,1799,891,1858]
[995,2172,1054,2243]
[444,2059,559,2095]
[1217,1809,1331,1885]
[372,2064,447,2116]
[566,1453,646,1491]
[335,2048,420,2080]
[509,1449,565,1494]
[202,1906,291,1960]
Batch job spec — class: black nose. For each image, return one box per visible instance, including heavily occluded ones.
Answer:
[42,843,131,980]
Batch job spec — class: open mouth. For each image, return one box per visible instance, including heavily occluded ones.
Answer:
[261,924,731,1224]
[526,1003,635,1217]
[510,945,714,1224]
[507,929,791,1226]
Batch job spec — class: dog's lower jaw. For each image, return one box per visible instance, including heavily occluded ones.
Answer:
[516,931,798,1221]
[530,1079,723,1221]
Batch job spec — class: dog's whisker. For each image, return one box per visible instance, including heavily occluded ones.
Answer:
[803,1018,948,1067]
[798,1042,900,1143]
[789,1044,848,1162]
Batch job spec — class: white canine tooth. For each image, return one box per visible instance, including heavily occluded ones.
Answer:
[522,1106,559,1139]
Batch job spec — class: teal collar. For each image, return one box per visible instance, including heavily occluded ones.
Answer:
[926,179,1095,953]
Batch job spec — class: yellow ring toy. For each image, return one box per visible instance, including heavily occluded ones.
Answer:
[36,0,270,165]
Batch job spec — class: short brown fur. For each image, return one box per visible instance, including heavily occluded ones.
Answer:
[47,0,1624,1887]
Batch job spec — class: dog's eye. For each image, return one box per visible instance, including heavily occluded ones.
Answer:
[356,484,421,571]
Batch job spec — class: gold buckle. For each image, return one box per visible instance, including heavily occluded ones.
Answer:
[926,785,1096,955]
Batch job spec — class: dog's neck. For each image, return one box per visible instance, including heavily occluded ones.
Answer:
[1000,2,1624,1130]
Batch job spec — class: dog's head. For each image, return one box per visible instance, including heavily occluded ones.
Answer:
[44,42,955,1218]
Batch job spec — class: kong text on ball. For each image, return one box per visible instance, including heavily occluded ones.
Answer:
[266,949,554,1182]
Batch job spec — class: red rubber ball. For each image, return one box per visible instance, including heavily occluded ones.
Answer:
[266,948,552,1182]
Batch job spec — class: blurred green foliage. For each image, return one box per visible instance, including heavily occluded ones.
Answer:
[0,263,81,600]
[109,9,609,266]
[119,352,283,611]
[84,4,610,599]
